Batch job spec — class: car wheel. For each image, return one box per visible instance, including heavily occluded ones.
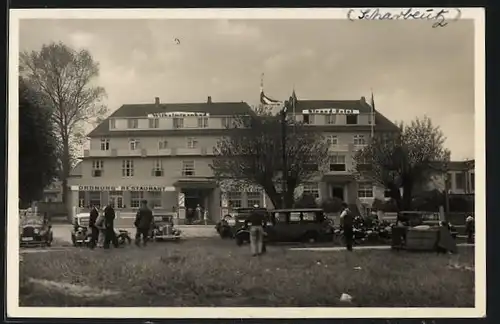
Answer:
[236,236,244,246]
[303,231,318,243]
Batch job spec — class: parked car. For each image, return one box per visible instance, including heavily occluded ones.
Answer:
[236,208,333,245]
[20,214,53,247]
[398,211,458,239]
[71,213,92,246]
[217,207,268,239]
[151,215,181,241]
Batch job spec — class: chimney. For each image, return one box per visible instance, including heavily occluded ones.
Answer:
[207,96,212,104]
[360,96,366,103]
[155,97,160,105]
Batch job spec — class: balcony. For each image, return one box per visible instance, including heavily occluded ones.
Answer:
[328,144,350,152]
[84,147,215,157]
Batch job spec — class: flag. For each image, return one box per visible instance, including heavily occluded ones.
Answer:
[260,90,282,105]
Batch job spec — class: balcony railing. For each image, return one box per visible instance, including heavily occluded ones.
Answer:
[84,147,215,157]
[328,144,350,152]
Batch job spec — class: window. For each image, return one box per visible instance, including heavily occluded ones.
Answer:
[109,191,124,209]
[91,160,104,177]
[78,191,85,208]
[110,119,116,129]
[129,138,140,150]
[128,119,138,129]
[198,117,208,128]
[470,172,475,191]
[303,183,320,198]
[100,138,110,151]
[152,159,163,177]
[274,212,288,223]
[158,139,168,150]
[187,137,198,149]
[173,117,184,129]
[330,154,346,171]
[455,173,465,190]
[246,191,262,207]
[221,117,232,128]
[149,118,159,129]
[326,135,338,146]
[130,191,144,208]
[358,183,373,198]
[303,114,315,125]
[89,191,101,208]
[354,134,366,145]
[149,191,162,208]
[384,188,391,198]
[227,191,242,208]
[182,160,195,177]
[346,115,358,125]
[325,115,336,125]
[122,159,134,177]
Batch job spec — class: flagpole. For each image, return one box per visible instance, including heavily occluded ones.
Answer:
[370,89,375,139]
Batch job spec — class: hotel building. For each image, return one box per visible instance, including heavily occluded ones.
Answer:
[67,93,399,223]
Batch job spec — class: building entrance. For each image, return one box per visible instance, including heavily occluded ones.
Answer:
[331,185,345,201]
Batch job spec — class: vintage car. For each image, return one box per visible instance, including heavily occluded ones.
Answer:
[151,215,181,241]
[398,211,458,239]
[235,208,334,245]
[218,207,268,239]
[20,214,53,247]
[71,213,92,246]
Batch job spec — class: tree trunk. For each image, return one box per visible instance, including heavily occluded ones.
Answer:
[402,182,413,210]
[61,141,71,205]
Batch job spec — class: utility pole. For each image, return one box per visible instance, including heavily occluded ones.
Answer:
[281,101,289,208]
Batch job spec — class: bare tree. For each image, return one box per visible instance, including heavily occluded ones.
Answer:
[353,116,450,210]
[210,111,330,208]
[20,42,107,204]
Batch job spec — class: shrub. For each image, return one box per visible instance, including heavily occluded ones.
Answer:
[320,197,343,213]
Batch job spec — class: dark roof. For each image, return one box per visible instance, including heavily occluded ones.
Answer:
[109,102,252,118]
[88,101,253,137]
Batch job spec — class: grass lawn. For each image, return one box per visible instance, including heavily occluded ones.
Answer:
[19,238,475,307]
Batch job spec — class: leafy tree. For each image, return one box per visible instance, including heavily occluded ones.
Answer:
[211,108,330,208]
[294,193,318,208]
[354,116,450,211]
[19,78,59,206]
[20,42,107,204]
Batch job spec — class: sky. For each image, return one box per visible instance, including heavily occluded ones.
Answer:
[18,18,475,160]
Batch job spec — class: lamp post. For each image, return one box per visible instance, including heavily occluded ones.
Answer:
[281,101,289,208]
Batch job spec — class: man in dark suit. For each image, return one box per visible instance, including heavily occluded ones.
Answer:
[340,203,354,251]
[135,199,154,247]
[88,204,99,249]
[103,203,119,249]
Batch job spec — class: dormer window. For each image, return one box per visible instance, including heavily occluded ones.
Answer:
[149,118,159,129]
[346,115,358,125]
[198,117,208,128]
[303,114,315,125]
[128,118,139,129]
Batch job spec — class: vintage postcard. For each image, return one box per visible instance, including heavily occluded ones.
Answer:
[8,8,485,319]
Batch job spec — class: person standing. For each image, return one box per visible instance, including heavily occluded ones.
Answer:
[195,204,202,223]
[340,203,354,251]
[88,204,99,249]
[103,202,119,249]
[248,204,265,257]
[465,214,475,243]
[134,199,153,247]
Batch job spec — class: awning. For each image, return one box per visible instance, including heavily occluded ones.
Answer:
[321,174,356,183]
[173,179,218,189]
